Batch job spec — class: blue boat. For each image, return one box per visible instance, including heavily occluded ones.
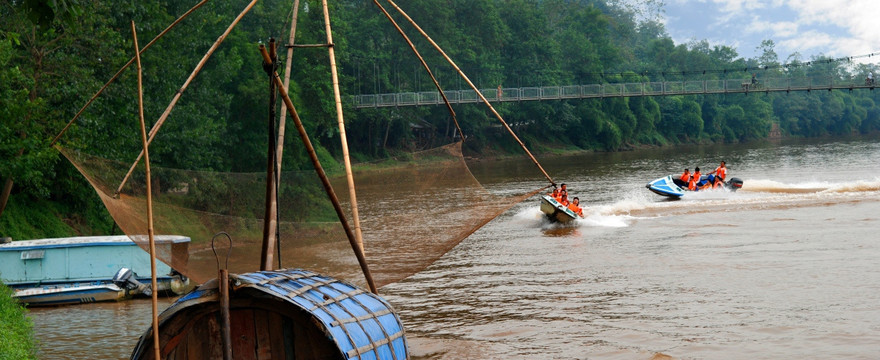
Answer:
[0,235,193,306]
[130,268,408,360]
[646,175,744,198]
[645,175,686,198]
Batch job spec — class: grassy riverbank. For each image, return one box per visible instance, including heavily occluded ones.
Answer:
[0,283,37,360]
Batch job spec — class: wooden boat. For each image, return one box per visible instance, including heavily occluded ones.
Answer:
[130,268,408,360]
[540,195,582,223]
[0,235,193,306]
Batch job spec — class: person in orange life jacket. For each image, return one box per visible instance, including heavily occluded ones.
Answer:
[568,197,584,217]
[555,183,568,202]
[559,190,570,206]
[709,161,727,183]
[680,169,691,182]
[674,168,691,187]
[549,184,559,198]
[688,167,702,191]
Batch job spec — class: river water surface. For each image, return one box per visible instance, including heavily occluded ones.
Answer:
[29,136,880,359]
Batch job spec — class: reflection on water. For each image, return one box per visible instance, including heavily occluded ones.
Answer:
[29,299,173,359]
[29,135,880,359]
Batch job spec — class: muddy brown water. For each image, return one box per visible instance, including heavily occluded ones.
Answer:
[29,136,880,359]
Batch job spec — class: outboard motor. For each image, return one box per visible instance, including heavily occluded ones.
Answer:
[113,267,152,296]
[726,177,744,192]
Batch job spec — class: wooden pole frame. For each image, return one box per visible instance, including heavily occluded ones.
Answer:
[321,0,366,253]
[260,39,279,271]
[116,0,261,196]
[131,21,160,360]
[371,0,463,139]
[381,0,555,185]
[52,0,211,146]
[258,45,377,294]
[273,0,301,269]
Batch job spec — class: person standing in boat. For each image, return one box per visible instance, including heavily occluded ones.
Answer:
[708,161,727,187]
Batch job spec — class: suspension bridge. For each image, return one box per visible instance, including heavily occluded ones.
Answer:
[351,75,878,109]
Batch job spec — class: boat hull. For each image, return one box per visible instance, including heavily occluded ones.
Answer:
[540,195,580,223]
[13,283,126,306]
[646,175,686,198]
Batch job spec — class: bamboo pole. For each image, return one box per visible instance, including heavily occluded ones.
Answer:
[276,0,300,182]
[131,21,160,360]
[259,45,377,294]
[260,39,278,271]
[273,0,301,269]
[371,0,463,139]
[382,0,555,185]
[321,0,365,253]
[51,0,211,146]
[116,0,261,195]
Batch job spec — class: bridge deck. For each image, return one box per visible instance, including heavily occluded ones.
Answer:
[352,76,878,108]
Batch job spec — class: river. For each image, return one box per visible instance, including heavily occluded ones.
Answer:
[28,135,880,359]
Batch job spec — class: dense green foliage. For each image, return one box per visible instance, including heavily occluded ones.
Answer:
[0,283,37,360]
[2,0,880,238]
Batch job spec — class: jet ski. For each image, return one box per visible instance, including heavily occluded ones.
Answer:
[646,174,743,198]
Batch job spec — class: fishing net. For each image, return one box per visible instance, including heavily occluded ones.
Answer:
[59,141,542,289]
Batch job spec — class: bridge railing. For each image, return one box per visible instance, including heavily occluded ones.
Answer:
[351,76,872,108]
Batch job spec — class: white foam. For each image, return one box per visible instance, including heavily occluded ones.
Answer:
[577,213,632,228]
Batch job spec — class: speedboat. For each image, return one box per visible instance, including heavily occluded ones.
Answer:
[646,175,743,198]
[539,195,583,223]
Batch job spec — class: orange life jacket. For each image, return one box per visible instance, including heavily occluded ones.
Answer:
[680,172,690,182]
[688,172,701,190]
[715,166,727,180]
[568,203,583,217]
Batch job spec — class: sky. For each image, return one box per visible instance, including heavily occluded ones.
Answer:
[660,0,880,64]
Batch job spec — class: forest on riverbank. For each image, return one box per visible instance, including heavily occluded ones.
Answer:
[2,0,880,239]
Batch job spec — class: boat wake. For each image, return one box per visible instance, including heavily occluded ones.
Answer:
[518,206,635,230]
[525,177,880,233]
[597,178,880,218]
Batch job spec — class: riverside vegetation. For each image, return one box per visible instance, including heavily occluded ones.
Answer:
[0,282,37,359]
[2,0,880,240]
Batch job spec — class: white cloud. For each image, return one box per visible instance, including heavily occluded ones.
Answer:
[663,0,880,63]
[746,17,799,38]
[777,30,835,53]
